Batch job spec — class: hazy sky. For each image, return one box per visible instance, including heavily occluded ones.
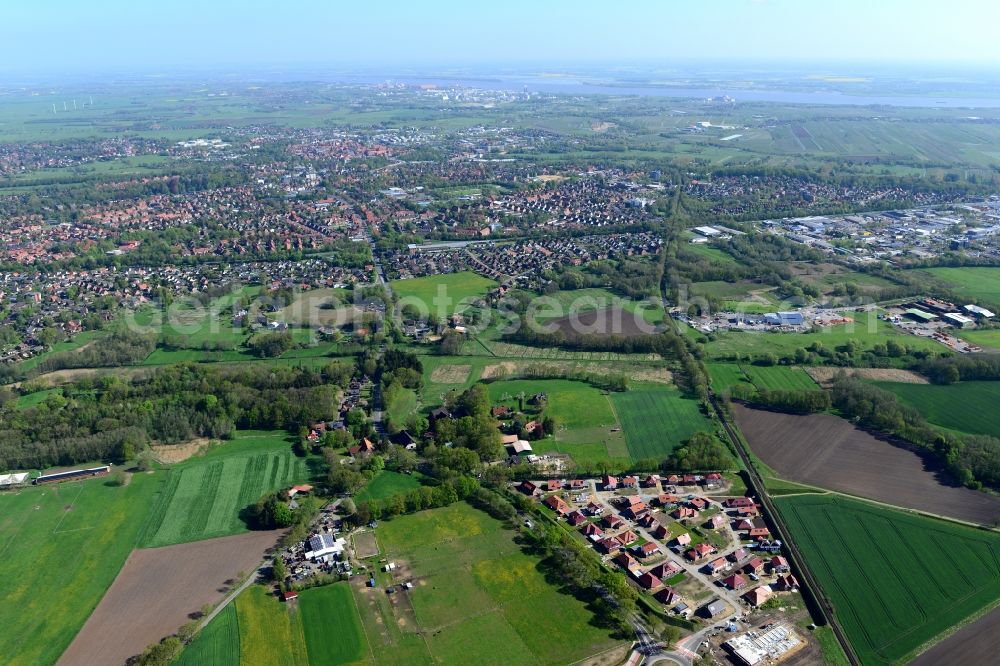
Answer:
[5,0,1000,74]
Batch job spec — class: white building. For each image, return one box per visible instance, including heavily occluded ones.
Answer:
[305,534,346,560]
[0,472,29,487]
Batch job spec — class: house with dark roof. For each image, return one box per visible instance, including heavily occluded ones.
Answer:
[636,570,662,590]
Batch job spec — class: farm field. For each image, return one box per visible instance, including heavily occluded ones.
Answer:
[924,266,1000,306]
[59,530,282,666]
[610,383,715,461]
[390,272,497,317]
[236,585,310,666]
[875,380,1000,439]
[0,473,160,666]
[732,404,1000,525]
[299,583,368,666]
[360,501,622,665]
[707,363,752,394]
[776,494,1000,665]
[139,430,310,548]
[486,378,627,462]
[355,471,425,504]
[174,604,240,666]
[742,365,818,391]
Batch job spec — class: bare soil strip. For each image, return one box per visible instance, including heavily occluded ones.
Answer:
[805,366,929,387]
[58,530,282,666]
[149,438,212,464]
[481,360,671,383]
[732,403,1000,526]
[429,364,471,384]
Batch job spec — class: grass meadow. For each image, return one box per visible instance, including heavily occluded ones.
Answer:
[236,585,309,666]
[742,365,818,391]
[924,267,1000,306]
[390,272,497,317]
[0,472,161,666]
[776,494,1000,665]
[299,583,368,666]
[361,502,621,665]
[139,431,309,548]
[355,471,425,504]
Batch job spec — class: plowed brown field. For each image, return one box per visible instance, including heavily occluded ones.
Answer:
[58,530,282,666]
[732,403,1000,526]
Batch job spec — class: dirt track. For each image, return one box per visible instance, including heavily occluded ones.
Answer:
[732,404,1000,526]
[909,606,1000,666]
[58,530,282,666]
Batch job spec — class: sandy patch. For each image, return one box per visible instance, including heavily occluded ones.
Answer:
[806,366,928,387]
[590,122,617,132]
[429,364,472,384]
[150,438,212,464]
[482,360,671,384]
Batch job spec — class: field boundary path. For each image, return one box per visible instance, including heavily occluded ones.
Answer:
[708,392,861,666]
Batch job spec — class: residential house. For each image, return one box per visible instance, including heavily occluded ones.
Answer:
[654,586,678,605]
[618,530,639,546]
[708,514,727,530]
[518,480,539,496]
[775,574,799,591]
[674,532,692,547]
[744,557,765,575]
[567,510,588,527]
[601,475,618,491]
[722,574,748,591]
[636,570,662,590]
[636,542,661,558]
[770,556,790,573]
[687,543,716,561]
[744,585,774,607]
[649,561,681,579]
[603,515,625,530]
[544,494,571,516]
[614,551,639,572]
[581,522,604,542]
[705,557,728,574]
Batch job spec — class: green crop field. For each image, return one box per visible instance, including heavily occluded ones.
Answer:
[0,472,161,666]
[357,501,621,665]
[875,380,1000,439]
[175,603,240,666]
[139,431,309,548]
[355,471,425,504]
[236,585,309,666]
[707,363,751,393]
[776,494,1000,665]
[924,267,1000,306]
[299,583,367,666]
[390,272,497,318]
[610,383,715,461]
[487,378,628,462]
[743,365,818,391]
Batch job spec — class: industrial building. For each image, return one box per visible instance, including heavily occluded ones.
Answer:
[724,623,801,666]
